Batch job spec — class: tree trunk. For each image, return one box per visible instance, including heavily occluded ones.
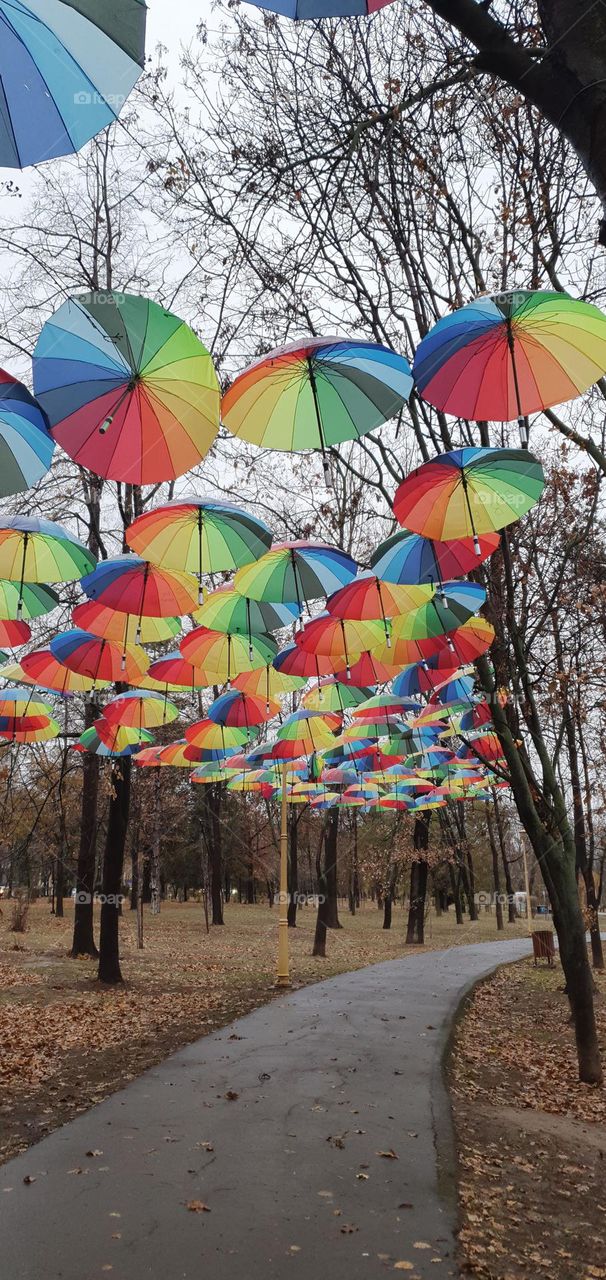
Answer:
[150,769,161,916]
[492,794,517,922]
[406,816,430,944]
[98,758,131,984]
[287,808,298,927]
[209,784,224,926]
[323,808,341,929]
[449,864,464,924]
[71,719,100,958]
[486,807,504,931]
[54,853,64,918]
[312,827,328,957]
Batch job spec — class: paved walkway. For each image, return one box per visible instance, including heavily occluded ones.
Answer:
[0,938,531,1279]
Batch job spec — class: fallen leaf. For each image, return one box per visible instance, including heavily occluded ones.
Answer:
[86,1150,103,1158]
[225,1090,239,1101]
[340,1224,359,1234]
[376,1149,398,1160]
[186,1200,211,1213]
[393,1264,414,1272]
[22,1175,36,1185]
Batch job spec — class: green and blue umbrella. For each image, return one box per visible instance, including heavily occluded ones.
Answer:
[0,370,54,496]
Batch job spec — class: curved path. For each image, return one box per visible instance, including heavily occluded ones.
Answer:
[0,938,531,1279]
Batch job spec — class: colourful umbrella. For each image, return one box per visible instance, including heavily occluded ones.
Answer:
[351,693,420,722]
[207,689,280,728]
[277,709,341,741]
[391,582,486,643]
[103,691,179,730]
[222,337,412,477]
[0,1,146,169]
[302,677,372,712]
[427,617,496,667]
[0,688,54,717]
[0,661,36,686]
[185,720,250,750]
[95,717,154,754]
[413,290,606,445]
[459,701,494,733]
[393,448,544,545]
[326,571,430,642]
[233,541,357,610]
[0,619,31,648]
[0,517,95,615]
[370,528,500,586]
[126,497,273,603]
[233,665,306,699]
[33,292,220,484]
[296,614,386,672]
[0,714,60,744]
[193,586,298,646]
[73,601,181,647]
[333,649,405,686]
[75,726,145,759]
[0,581,59,622]
[273,644,339,681]
[0,370,54,496]
[20,648,105,695]
[49,631,149,685]
[181,628,278,682]
[146,651,210,691]
[392,662,460,699]
[81,556,199,623]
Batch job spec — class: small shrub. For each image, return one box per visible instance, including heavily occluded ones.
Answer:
[9,891,30,933]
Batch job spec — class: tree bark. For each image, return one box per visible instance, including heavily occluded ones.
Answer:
[406,815,430,944]
[71,710,100,958]
[486,807,504,931]
[312,827,328,957]
[98,758,131,984]
[323,807,341,929]
[287,807,298,927]
[209,784,224,926]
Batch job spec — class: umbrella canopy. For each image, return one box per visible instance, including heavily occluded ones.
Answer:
[296,614,386,665]
[326,571,430,632]
[20,648,105,695]
[95,717,154,754]
[126,497,273,602]
[146,651,210,691]
[0,370,54,496]
[392,662,460,699]
[0,619,31,648]
[333,649,405,686]
[222,337,412,473]
[302,677,372,712]
[244,0,394,18]
[33,292,220,484]
[370,528,500,585]
[80,555,199,622]
[49,630,149,685]
[185,720,250,750]
[428,616,496,666]
[0,689,53,717]
[0,0,146,169]
[233,665,306,699]
[76,726,146,758]
[413,290,606,443]
[0,516,95,587]
[391,582,486,642]
[181,628,278,682]
[207,689,280,728]
[194,586,299,638]
[73,601,181,647]
[233,541,357,608]
[277,709,341,741]
[0,581,59,622]
[273,644,339,681]
[0,714,60,744]
[103,691,179,730]
[393,448,544,543]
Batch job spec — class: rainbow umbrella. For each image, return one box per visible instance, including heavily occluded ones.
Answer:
[0,370,54,495]
[426,617,496,667]
[146,651,210,691]
[0,661,36,686]
[296,614,386,672]
[0,517,95,616]
[0,714,60,744]
[0,619,31,648]
[370,528,500,585]
[233,541,357,610]
[33,292,220,484]
[378,793,415,811]
[222,337,412,478]
[351,693,421,722]
[233,665,306,700]
[0,0,146,169]
[95,717,154,754]
[103,691,179,730]
[194,586,299,647]
[392,662,460,699]
[308,792,341,809]
[133,745,165,768]
[49,630,149,685]
[413,290,606,446]
[161,740,237,768]
[0,582,59,622]
[20,648,105,695]
[459,701,494,733]
[456,734,506,765]
[180,628,278,682]
[277,709,341,740]
[207,689,280,728]
[0,688,54,717]
[302,677,372,712]
[76,727,146,759]
[326,571,430,642]
[333,649,405,686]
[126,497,273,604]
[81,556,199,623]
[392,582,486,644]
[430,673,476,705]
[73,601,181,647]
[393,448,544,545]
[185,720,250,750]
[273,644,338,682]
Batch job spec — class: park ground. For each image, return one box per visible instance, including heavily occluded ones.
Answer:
[1,900,605,1278]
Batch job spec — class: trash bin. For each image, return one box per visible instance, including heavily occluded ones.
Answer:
[532,929,555,967]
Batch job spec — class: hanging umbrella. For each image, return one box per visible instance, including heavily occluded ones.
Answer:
[0,714,60,744]
[75,726,146,758]
[0,619,31,648]
[277,709,341,741]
[459,701,494,733]
[296,614,386,673]
[95,717,154,754]
[146,651,211,691]
[326,571,430,643]
[0,0,146,169]
[20,648,106,695]
[370,527,500,585]
[33,292,220,484]
[194,586,299,647]
[392,662,460,699]
[0,688,54,717]
[273,644,339,681]
[222,337,413,478]
[413,290,606,446]
[393,448,544,546]
[103,691,179,730]
[427,617,496,667]
[302,678,373,712]
[207,689,280,728]
[126,497,273,604]
[234,541,357,610]
[351,693,421,723]
[81,556,199,623]
[0,581,59,622]
[430,673,476,705]
[0,370,54,496]
[73,601,181,647]
[181,628,278,683]
[333,649,405,686]
[49,630,149,685]
[391,582,486,643]
[185,720,251,750]
[233,665,306,699]
[160,740,239,768]
[0,516,95,616]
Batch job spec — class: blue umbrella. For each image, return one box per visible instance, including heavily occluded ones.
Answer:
[0,370,53,496]
[244,0,394,18]
[0,0,146,169]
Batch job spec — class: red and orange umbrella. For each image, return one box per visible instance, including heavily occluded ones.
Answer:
[20,647,105,695]
[146,650,210,691]
[0,619,31,648]
[73,600,181,646]
[103,690,179,730]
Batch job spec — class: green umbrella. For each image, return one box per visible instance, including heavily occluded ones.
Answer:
[0,581,60,621]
